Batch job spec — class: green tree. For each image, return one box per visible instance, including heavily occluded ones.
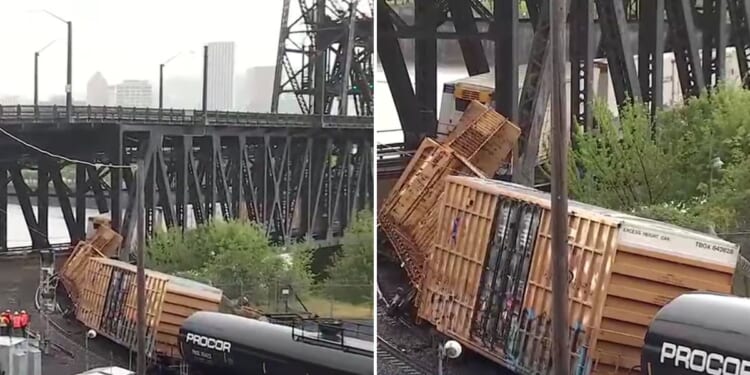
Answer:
[565,85,750,240]
[147,220,315,304]
[324,210,374,304]
[566,101,677,210]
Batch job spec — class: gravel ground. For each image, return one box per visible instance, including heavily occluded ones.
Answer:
[376,255,515,375]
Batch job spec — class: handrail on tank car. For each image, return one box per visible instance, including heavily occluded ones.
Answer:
[291,318,373,357]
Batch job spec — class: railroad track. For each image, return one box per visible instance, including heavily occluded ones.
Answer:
[377,335,433,375]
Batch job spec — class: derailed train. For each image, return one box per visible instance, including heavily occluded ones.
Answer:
[178,311,374,375]
[641,293,750,375]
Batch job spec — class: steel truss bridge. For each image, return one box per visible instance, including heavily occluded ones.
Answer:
[378,0,750,181]
[0,105,373,253]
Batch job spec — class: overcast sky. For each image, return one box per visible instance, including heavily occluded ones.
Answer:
[0,0,283,99]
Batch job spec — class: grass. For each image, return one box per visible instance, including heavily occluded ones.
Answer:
[302,296,373,320]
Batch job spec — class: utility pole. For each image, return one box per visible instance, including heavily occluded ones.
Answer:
[135,161,146,375]
[550,0,570,374]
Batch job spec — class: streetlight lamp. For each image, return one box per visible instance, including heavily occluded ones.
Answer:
[34,40,56,108]
[38,10,72,122]
[437,340,462,375]
[85,329,97,370]
[159,50,195,110]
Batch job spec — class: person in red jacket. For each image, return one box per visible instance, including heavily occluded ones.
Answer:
[11,312,21,337]
[0,310,10,337]
[19,311,29,338]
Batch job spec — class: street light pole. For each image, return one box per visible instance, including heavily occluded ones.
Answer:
[34,52,39,107]
[159,50,195,112]
[66,20,72,123]
[159,63,164,110]
[34,40,56,109]
[202,45,208,114]
[38,10,72,122]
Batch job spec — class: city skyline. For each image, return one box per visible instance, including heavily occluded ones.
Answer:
[0,0,284,101]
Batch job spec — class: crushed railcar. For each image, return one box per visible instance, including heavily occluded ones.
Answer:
[417,175,740,375]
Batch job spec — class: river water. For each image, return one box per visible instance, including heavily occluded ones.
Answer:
[4,204,102,248]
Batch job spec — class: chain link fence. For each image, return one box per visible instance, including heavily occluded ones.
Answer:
[214,281,374,320]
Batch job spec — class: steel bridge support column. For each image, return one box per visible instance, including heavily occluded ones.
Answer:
[75,164,87,241]
[639,0,665,119]
[175,136,188,230]
[110,129,123,234]
[728,0,750,88]
[378,0,420,149]
[703,0,729,88]
[38,158,50,245]
[570,0,594,133]
[448,0,490,75]
[595,0,642,106]
[50,161,76,243]
[494,0,519,121]
[415,0,438,138]
[665,0,705,98]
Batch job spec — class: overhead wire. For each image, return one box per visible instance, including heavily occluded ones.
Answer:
[0,127,136,170]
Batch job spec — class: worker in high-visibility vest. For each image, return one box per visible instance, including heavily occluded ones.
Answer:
[11,312,21,337]
[0,310,10,337]
[19,311,29,338]
[0,314,8,337]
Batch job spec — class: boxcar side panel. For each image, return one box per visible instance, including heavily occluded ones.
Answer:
[418,180,499,338]
[518,212,619,374]
[593,245,736,374]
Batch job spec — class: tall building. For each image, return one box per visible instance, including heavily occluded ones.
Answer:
[244,66,275,112]
[86,72,110,106]
[0,96,20,106]
[207,42,235,110]
[113,80,153,108]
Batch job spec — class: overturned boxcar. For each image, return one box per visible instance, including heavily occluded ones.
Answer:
[379,101,520,288]
[418,176,740,375]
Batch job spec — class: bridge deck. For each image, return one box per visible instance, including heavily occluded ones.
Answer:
[0,105,373,129]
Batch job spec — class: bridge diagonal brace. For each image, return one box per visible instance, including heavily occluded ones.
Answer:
[447,0,490,76]
[156,147,176,229]
[378,0,420,149]
[285,138,311,241]
[186,138,206,225]
[50,162,77,243]
[665,0,706,98]
[241,138,260,222]
[10,166,48,249]
[267,136,291,242]
[329,140,353,239]
[310,138,333,241]
[214,136,232,221]
[595,0,642,105]
[85,165,110,214]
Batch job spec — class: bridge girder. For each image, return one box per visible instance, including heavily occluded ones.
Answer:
[0,114,373,255]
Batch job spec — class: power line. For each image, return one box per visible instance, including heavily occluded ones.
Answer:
[0,127,135,170]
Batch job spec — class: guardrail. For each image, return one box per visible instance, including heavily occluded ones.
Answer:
[0,105,373,129]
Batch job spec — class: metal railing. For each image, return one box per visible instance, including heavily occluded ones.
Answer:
[0,105,373,129]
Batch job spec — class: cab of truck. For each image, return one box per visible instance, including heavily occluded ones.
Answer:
[641,292,750,374]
